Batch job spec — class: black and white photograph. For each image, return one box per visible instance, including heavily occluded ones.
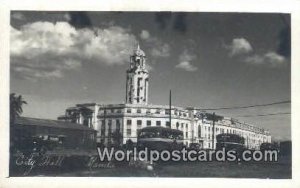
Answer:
[8,10,292,178]
[1,1,300,187]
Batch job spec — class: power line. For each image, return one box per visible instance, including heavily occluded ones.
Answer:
[195,100,291,111]
[236,112,291,118]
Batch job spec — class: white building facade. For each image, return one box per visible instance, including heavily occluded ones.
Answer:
[58,45,271,150]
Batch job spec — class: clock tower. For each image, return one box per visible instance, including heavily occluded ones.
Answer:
[125,44,149,105]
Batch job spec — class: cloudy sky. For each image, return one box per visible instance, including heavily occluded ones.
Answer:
[10,11,291,140]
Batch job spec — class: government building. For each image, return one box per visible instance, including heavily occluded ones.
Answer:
[58,45,271,150]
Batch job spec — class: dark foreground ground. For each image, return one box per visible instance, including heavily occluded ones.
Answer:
[10,148,291,178]
[60,160,291,178]
[27,156,291,178]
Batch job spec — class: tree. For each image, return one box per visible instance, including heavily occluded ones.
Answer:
[9,93,27,152]
[10,93,27,125]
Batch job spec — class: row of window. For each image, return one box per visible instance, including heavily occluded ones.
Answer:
[203,126,266,138]
[99,108,190,117]
[126,119,190,129]
[100,119,268,141]
[126,119,169,127]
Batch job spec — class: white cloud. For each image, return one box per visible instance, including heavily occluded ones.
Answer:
[145,64,153,71]
[175,50,198,72]
[244,51,286,67]
[151,43,170,58]
[140,30,150,40]
[138,30,170,58]
[10,21,137,80]
[227,38,253,56]
[265,52,285,64]
[175,61,198,72]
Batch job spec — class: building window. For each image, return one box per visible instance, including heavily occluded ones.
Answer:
[127,129,131,136]
[186,132,188,138]
[156,121,161,126]
[176,122,179,129]
[155,109,160,114]
[137,109,141,113]
[166,121,170,127]
[127,119,132,125]
[165,109,170,115]
[181,123,184,129]
[127,109,131,113]
[146,109,151,114]
[127,122,132,136]
[198,125,201,138]
[137,120,142,125]
[186,124,188,129]
[147,120,151,126]
[116,119,121,130]
[111,109,114,113]
[137,120,142,129]
[116,109,121,113]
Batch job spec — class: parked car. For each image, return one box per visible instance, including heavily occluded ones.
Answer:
[189,143,202,151]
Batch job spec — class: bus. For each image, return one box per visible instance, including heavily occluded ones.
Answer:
[216,133,245,152]
[137,126,184,151]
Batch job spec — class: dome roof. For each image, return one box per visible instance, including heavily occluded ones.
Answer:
[133,44,145,56]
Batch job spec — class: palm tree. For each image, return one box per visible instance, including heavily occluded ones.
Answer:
[9,93,27,153]
[10,93,27,125]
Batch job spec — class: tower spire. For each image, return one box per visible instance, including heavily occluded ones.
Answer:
[126,44,149,105]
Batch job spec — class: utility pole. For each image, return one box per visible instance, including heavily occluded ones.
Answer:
[169,90,172,128]
[212,112,215,150]
[103,106,107,145]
